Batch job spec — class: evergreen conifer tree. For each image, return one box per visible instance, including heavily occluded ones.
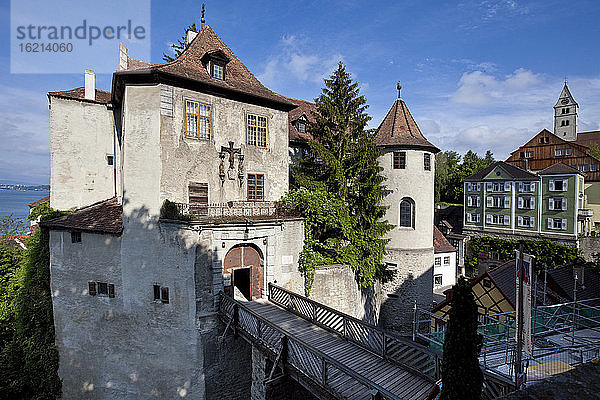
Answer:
[163,23,198,62]
[287,62,392,289]
[440,276,483,400]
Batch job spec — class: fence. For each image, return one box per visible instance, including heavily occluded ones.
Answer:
[175,201,300,219]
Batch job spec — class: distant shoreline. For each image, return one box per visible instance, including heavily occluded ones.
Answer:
[0,185,50,191]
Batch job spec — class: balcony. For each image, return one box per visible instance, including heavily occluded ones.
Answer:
[173,201,301,222]
[578,209,594,218]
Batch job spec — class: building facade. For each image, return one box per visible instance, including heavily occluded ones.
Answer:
[505,84,599,231]
[433,226,457,291]
[463,161,586,246]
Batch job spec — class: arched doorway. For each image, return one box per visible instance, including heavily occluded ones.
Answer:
[223,244,262,301]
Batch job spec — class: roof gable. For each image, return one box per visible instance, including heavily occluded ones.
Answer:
[465,161,538,181]
[554,83,578,108]
[538,162,585,176]
[483,165,513,180]
[41,198,123,235]
[433,226,456,254]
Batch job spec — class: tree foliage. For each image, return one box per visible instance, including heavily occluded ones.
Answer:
[587,143,600,160]
[0,204,67,399]
[441,276,483,400]
[162,23,198,62]
[284,62,392,293]
[466,236,578,273]
[435,150,495,204]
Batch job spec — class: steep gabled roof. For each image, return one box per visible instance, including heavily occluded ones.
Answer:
[433,226,456,254]
[575,130,600,149]
[554,83,578,107]
[538,162,585,176]
[287,97,315,143]
[48,87,112,105]
[465,161,538,181]
[374,95,439,152]
[41,197,122,235]
[114,25,294,111]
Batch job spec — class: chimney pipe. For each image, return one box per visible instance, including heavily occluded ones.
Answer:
[84,69,95,100]
[118,43,128,71]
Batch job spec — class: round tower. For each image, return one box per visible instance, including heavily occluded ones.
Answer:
[375,84,440,333]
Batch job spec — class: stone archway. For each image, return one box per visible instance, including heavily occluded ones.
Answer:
[223,244,262,300]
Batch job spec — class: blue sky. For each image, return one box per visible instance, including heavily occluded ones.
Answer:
[1,0,599,184]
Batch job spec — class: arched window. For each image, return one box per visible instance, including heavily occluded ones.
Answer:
[399,198,415,228]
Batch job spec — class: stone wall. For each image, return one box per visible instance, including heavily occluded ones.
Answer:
[580,237,600,261]
[309,264,380,323]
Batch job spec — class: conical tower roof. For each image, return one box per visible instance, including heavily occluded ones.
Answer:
[374,86,439,152]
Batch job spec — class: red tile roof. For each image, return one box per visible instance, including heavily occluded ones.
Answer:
[41,197,122,235]
[27,195,49,208]
[287,97,315,143]
[433,226,456,254]
[575,130,600,149]
[117,25,294,110]
[374,97,439,151]
[48,87,112,104]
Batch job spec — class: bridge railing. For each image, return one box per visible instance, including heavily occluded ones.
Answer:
[268,283,440,382]
[219,292,409,400]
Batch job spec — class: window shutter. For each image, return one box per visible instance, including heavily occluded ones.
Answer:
[477,197,481,207]
[531,182,536,192]
[504,196,510,208]
[466,214,471,223]
[153,285,161,301]
[108,284,115,298]
[519,182,523,192]
[161,287,170,304]
[561,219,567,230]
[487,197,493,207]
[547,218,552,229]
[531,199,536,210]
[518,216,523,226]
[549,180,555,191]
[467,183,472,192]
[477,183,481,191]
[504,215,510,226]
[548,198,554,210]
[467,197,472,207]
[189,182,209,216]
[563,179,568,191]
[562,198,567,210]
[477,214,481,223]
[486,214,492,224]
[88,282,96,296]
[518,197,523,209]
[504,182,510,191]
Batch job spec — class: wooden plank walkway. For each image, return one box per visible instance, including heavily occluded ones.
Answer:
[245,299,434,400]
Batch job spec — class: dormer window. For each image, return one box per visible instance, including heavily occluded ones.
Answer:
[201,50,230,81]
[212,63,224,80]
[297,122,306,133]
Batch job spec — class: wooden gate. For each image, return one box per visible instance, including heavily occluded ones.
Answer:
[223,245,262,300]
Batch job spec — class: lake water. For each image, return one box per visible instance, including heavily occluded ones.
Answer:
[0,189,50,224]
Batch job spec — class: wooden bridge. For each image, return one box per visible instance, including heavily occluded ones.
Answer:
[219,284,513,400]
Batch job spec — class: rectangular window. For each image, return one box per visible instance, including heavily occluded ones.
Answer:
[444,256,450,265]
[548,218,566,230]
[434,257,441,266]
[525,151,534,158]
[247,174,265,201]
[185,100,211,140]
[153,285,169,304]
[247,114,267,148]
[393,151,406,169]
[566,148,572,156]
[434,275,443,286]
[107,155,114,166]
[297,122,306,133]
[591,164,597,172]
[212,63,224,80]
[71,231,81,243]
[555,149,564,157]
[89,281,115,298]
[188,182,208,216]
[424,153,431,171]
[97,282,108,295]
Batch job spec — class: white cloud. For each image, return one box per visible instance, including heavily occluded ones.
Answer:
[257,35,343,91]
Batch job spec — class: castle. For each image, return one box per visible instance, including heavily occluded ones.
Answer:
[42,25,439,399]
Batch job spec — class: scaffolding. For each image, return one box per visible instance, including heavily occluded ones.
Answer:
[413,298,600,385]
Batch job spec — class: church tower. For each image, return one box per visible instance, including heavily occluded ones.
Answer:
[374,84,440,333]
[553,83,578,141]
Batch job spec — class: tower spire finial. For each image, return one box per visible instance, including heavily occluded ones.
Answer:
[397,82,402,99]
[564,76,568,86]
[201,3,206,27]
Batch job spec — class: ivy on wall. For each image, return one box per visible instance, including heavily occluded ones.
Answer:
[466,236,578,272]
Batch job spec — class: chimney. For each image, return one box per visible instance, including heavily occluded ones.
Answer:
[84,69,95,100]
[186,30,198,46]
[118,43,128,71]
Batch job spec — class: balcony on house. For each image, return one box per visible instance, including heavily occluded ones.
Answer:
[173,201,300,222]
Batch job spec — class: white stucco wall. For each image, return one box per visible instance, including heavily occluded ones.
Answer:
[433,251,457,289]
[49,97,116,210]
[158,84,290,207]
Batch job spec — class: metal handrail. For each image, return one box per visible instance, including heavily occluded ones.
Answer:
[218,292,407,400]
[268,283,440,381]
